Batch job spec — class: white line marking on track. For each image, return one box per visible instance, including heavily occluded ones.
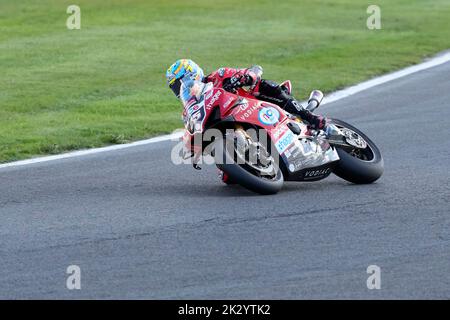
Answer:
[0,132,183,169]
[322,51,450,105]
[1,51,450,170]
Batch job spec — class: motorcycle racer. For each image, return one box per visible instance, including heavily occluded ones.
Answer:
[166,59,327,130]
[166,59,328,182]
[165,59,383,192]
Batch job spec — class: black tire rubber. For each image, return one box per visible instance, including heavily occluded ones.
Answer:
[331,119,384,184]
[214,138,284,195]
[222,176,237,185]
[217,169,237,185]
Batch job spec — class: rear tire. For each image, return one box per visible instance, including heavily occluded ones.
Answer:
[331,119,384,184]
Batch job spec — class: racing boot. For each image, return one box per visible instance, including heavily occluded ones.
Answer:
[284,99,327,130]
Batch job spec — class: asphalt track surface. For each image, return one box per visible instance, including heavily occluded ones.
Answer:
[1,62,449,299]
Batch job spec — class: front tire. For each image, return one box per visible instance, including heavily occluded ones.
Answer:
[214,134,283,195]
[331,119,384,184]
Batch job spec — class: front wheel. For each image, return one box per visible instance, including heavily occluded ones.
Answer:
[330,119,384,184]
[214,130,284,195]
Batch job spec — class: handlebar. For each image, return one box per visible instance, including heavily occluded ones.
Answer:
[306,100,319,112]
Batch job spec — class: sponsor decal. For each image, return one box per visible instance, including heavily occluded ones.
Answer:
[188,103,201,113]
[237,103,248,111]
[239,104,259,121]
[222,97,235,110]
[204,88,213,100]
[287,143,299,154]
[284,144,301,159]
[206,90,222,109]
[285,149,292,158]
[304,168,331,178]
[233,99,249,112]
[184,101,206,134]
[275,129,295,154]
[292,158,306,171]
[288,147,301,159]
[272,125,289,140]
[258,107,280,125]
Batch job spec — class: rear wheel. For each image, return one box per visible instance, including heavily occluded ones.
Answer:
[214,129,283,195]
[331,119,384,184]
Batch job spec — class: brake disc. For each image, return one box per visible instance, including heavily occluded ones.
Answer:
[341,128,368,149]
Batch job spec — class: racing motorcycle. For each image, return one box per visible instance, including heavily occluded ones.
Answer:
[179,79,384,195]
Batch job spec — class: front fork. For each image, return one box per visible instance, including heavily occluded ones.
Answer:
[321,123,368,151]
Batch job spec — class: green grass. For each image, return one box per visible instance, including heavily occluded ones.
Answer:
[1,0,449,163]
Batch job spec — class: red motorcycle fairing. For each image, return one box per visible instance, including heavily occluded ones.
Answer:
[203,86,307,157]
[183,82,340,181]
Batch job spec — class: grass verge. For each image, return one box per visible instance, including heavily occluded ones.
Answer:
[1,0,449,162]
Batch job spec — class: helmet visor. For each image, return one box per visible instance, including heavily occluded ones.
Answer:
[169,78,182,98]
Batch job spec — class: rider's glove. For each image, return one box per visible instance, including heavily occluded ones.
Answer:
[223,72,247,93]
[308,113,327,130]
[223,65,263,93]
